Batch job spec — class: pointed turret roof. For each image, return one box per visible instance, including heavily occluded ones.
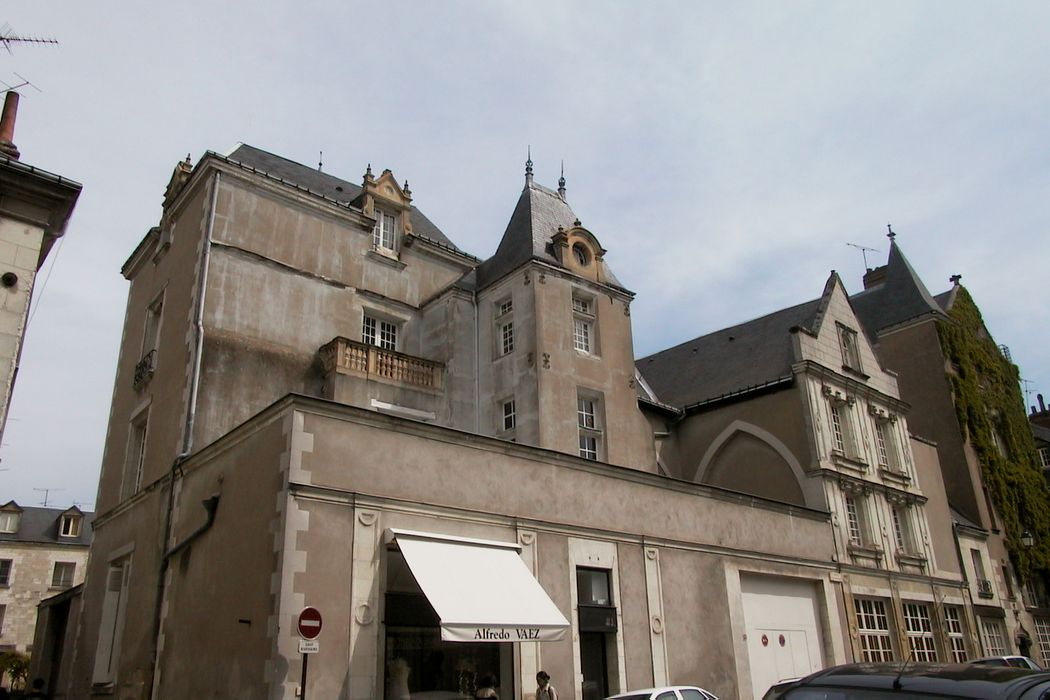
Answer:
[474,159,626,291]
[850,239,948,334]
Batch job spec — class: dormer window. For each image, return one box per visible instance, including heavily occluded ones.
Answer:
[0,511,19,534]
[373,208,398,251]
[573,243,590,266]
[60,513,83,538]
[838,324,862,372]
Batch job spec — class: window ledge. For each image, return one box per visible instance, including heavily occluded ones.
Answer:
[366,249,406,270]
[878,467,912,485]
[831,452,869,473]
[895,551,927,568]
[977,591,995,600]
[848,543,883,563]
[841,365,870,381]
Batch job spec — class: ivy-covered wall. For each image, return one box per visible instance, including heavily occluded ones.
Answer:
[938,286,1050,580]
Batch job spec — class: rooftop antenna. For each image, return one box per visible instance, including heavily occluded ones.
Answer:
[33,487,64,507]
[1,74,42,94]
[846,242,880,271]
[0,24,59,54]
[1023,378,1035,409]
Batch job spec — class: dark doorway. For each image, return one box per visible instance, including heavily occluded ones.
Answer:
[580,631,609,700]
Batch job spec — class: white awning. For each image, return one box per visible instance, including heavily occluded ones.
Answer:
[390,529,569,643]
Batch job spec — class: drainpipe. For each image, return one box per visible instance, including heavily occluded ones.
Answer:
[148,168,220,699]
[473,287,480,432]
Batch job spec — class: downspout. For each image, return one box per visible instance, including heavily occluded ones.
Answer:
[149,170,220,700]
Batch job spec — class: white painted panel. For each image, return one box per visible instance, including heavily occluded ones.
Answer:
[741,575,825,700]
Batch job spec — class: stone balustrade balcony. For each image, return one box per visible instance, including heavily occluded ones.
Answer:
[319,337,444,392]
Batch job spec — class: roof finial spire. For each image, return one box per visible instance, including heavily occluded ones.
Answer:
[949,274,962,286]
[525,146,533,186]
[558,160,566,199]
[887,223,896,241]
[318,150,323,172]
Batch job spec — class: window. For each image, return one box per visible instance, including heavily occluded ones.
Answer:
[891,506,911,552]
[577,394,603,461]
[1035,617,1050,668]
[854,598,894,662]
[500,320,514,355]
[143,295,163,355]
[0,604,5,636]
[497,299,513,316]
[839,325,862,371]
[572,295,595,354]
[944,605,968,663]
[978,616,1007,656]
[971,548,993,598]
[830,403,856,457]
[844,494,865,546]
[362,315,397,351]
[52,561,76,589]
[873,419,900,470]
[501,399,516,432]
[572,243,590,266]
[123,411,149,500]
[373,208,397,251]
[60,513,82,538]
[903,602,938,662]
[576,567,617,700]
[0,560,11,587]
[1039,447,1050,471]
[93,557,132,683]
[0,511,19,534]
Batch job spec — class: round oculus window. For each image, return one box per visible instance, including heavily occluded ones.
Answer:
[572,243,590,266]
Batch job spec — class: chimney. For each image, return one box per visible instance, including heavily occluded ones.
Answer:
[0,92,21,160]
[1040,394,1046,413]
[862,265,887,290]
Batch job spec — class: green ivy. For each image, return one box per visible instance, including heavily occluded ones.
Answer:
[937,287,1050,581]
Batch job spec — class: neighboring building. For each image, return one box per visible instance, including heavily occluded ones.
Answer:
[0,91,81,443]
[637,270,973,686]
[1031,395,1050,483]
[850,234,1050,664]
[56,147,851,700]
[0,501,93,655]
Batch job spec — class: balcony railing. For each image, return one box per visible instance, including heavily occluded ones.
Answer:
[976,578,995,599]
[133,349,157,391]
[319,337,443,391]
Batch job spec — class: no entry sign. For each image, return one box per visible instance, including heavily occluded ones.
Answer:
[297,607,323,640]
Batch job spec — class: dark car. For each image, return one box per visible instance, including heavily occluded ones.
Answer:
[969,656,1044,671]
[780,662,1050,699]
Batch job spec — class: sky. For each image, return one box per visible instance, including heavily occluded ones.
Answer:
[1,1,1048,510]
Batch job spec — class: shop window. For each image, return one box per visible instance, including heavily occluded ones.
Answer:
[978,616,1007,656]
[1035,617,1050,668]
[373,208,398,252]
[363,315,398,351]
[854,598,894,662]
[93,557,131,684]
[0,560,11,587]
[577,567,617,700]
[944,605,968,663]
[51,561,76,589]
[903,602,938,662]
[383,549,511,699]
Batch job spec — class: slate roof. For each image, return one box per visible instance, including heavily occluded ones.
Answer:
[223,144,466,255]
[850,241,948,334]
[475,179,627,291]
[637,298,821,409]
[1031,423,1050,445]
[0,503,94,547]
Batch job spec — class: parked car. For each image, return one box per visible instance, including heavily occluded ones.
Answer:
[606,686,718,700]
[762,677,801,700]
[780,662,1050,699]
[969,656,1044,670]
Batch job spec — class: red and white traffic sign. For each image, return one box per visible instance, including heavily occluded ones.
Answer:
[297,607,323,640]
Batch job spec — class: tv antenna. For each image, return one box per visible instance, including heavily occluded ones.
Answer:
[0,24,59,54]
[846,242,880,271]
[1,73,42,94]
[33,487,64,507]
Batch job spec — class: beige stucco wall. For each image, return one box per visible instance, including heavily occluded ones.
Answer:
[0,217,44,442]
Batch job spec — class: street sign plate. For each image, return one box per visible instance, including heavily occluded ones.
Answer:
[297,606,323,640]
[299,638,319,654]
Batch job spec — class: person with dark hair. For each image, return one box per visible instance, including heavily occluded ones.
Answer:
[475,674,498,699]
[26,678,47,699]
[537,670,558,700]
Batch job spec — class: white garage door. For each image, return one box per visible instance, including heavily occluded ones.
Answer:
[741,575,825,700]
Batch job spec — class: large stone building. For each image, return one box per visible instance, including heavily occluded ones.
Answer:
[0,90,81,443]
[47,144,1044,700]
[0,502,93,655]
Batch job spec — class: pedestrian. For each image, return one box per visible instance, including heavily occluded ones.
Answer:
[475,674,498,699]
[537,670,558,700]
